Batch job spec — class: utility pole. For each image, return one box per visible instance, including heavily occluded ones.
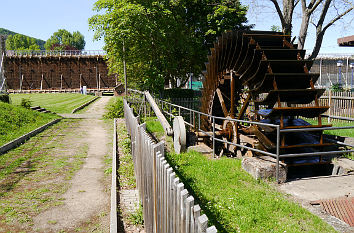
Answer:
[123,40,127,95]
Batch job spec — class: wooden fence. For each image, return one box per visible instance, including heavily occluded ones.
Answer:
[319,90,354,121]
[124,99,217,233]
[167,90,354,122]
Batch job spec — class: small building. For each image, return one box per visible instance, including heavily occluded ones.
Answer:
[338,35,354,47]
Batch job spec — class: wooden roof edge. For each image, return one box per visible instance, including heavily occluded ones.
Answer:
[337,35,354,47]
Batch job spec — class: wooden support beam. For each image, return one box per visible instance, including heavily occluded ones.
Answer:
[249,125,275,150]
[237,94,251,120]
[145,91,173,136]
[230,72,235,117]
[216,88,229,117]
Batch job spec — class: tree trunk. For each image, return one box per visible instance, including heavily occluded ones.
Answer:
[309,30,325,60]
[282,0,295,35]
[297,11,310,50]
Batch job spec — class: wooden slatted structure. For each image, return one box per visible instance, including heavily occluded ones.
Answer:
[200,30,337,165]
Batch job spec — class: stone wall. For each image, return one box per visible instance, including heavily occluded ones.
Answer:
[4,55,116,90]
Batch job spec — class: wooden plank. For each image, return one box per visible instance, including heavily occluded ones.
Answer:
[157,153,162,233]
[186,196,194,233]
[166,167,173,232]
[145,91,173,135]
[181,189,189,233]
[164,162,170,233]
[173,178,180,233]
[161,160,167,232]
[176,183,184,233]
[169,172,176,233]
[216,88,229,117]
[206,226,218,233]
[193,205,201,233]
[197,214,208,233]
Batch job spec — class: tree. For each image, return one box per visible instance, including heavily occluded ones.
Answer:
[89,0,250,93]
[45,29,86,50]
[270,25,282,32]
[5,34,40,51]
[268,0,353,59]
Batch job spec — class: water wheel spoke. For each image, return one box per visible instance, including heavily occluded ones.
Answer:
[216,88,229,117]
[237,94,251,120]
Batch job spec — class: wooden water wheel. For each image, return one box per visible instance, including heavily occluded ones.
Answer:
[200,30,334,165]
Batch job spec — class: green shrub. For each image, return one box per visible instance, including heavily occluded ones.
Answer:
[331,83,343,92]
[162,88,201,99]
[0,94,9,103]
[127,205,144,225]
[104,97,124,118]
[20,98,32,109]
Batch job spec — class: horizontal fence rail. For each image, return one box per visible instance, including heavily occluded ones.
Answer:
[6,50,106,57]
[123,99,217,233]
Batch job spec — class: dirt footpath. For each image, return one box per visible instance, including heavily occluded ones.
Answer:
[0,97,114,232]
[37,97,113,232]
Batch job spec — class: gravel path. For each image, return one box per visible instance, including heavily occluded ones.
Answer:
[33,96,113,232]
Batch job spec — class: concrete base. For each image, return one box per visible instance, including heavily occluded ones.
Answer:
[187,143,213,156]
[242,156,287,183]
[332,158,354,175]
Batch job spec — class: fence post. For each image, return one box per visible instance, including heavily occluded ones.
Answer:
[197,214,208,233]
[156,152,162,232]
[176,182,184,233]
[161,159,167,232]
[164,162,171,233]
[159,156,166,233]
[169,172,176,233]
[206,226,218,233]
[166,167,173,232]
[185,196,194,233]
[173,177,180,233]
[328,90,332,123]
[180,189,189,233]
[193,205,201,233]
[153,142,164,233]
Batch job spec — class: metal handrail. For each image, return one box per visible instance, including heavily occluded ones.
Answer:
[126,89,354,183]
[6,50,106,57]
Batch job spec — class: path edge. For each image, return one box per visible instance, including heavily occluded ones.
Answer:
[0,118,61,155]
[110,118,118,232]
[71,96,100,114]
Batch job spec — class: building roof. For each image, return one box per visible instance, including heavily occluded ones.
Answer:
[338,35,354,47]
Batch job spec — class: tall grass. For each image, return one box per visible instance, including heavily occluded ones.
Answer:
[143,116,335,232]
[103,97,124,119]
[166,151,335,232]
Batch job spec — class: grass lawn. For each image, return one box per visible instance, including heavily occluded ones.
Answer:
[0,102,58,146]
[144,118,335,232]
[305,118,354,138]
[10,93,97,114]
